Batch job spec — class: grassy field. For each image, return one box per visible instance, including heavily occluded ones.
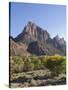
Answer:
[9,54,66,88]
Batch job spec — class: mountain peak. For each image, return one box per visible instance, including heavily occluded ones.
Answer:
[53,35,60,41]
[26,21,36,27]
[15,21,50,45]
[28,21,34,24]
[24,21,36,34]
[12,21,66,56]
[53,35,65,45]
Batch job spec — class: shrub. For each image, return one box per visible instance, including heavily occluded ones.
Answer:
[45,55,66,76]
[30,56,42,70]
[24,59,34,71]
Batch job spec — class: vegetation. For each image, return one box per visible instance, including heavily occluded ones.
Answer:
[9,54,66,88]
[10,54,66,76]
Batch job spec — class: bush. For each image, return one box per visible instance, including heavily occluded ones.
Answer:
[45,55,66,76]
[30,56,43,70]
[22,57,34,71]
[24,61,34,71]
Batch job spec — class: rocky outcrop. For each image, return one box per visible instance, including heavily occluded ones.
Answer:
[15,21,50,44]
[10,21,66,56]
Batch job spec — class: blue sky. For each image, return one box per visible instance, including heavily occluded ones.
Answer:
[10,2,66,39]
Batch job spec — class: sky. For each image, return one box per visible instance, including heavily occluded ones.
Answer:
[10,2,66,40]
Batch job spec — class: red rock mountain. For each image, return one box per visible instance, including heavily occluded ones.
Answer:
[10,21,66,56]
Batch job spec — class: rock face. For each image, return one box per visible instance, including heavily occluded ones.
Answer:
[52,35,66,55]
[10,21,66,56]
[10,36,30,56]
[15,21,50,44]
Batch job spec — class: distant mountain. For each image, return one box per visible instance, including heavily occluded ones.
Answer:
[10,21,66,56]
[52,35,66,55]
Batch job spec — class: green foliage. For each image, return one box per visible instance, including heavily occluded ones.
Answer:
[10,55,66,76]
[24,61,34,71]
[45,55,66,76]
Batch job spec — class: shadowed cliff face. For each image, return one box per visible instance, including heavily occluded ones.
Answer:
[10,21,66,56]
